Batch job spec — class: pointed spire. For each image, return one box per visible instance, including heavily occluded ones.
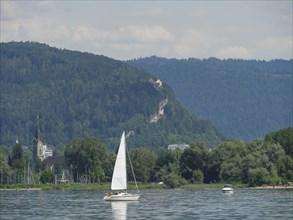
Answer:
[35,115,41,141]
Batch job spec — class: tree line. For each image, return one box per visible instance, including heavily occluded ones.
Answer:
[1,127,292,188]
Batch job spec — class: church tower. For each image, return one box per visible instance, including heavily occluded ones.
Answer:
[33,115,45,165]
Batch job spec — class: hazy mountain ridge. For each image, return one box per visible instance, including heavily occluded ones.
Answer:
[128,56,293,141]
[0,42,223,148]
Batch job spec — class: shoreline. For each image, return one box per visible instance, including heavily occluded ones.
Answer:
[1,183,292,191]
[0,187,42,191]
[252,185,293,190]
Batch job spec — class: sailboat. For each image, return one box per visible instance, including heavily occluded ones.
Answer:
[103,131,140,201]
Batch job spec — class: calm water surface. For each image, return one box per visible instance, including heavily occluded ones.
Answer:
[0,189,292,219]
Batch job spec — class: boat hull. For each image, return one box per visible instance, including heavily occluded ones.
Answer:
[222,189,234,194]
[103,193,140,201]
[222,184,233,193]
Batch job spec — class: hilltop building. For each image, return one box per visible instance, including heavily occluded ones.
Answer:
[168,143,190,151]
[149,78,163,89]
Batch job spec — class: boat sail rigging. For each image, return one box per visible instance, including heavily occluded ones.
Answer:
[103,131,139,201]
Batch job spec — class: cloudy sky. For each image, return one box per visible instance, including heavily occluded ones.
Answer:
[1,1,292,60]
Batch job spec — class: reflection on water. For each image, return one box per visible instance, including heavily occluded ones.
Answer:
[0,189,292,220]
[110,201,139,220]
[111,202,127,220]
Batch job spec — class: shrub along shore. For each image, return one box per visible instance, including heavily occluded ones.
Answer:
[1,182,291,191]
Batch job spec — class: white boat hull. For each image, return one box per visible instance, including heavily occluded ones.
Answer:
[222,184,233,193]
[222,188,234,193]
[103,193,140,201]
[222,189,234,193]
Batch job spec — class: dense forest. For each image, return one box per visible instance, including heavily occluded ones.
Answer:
[128,56,293,141]
[1,127,292,187]
[1,42,292,188]
[0,42,223,149]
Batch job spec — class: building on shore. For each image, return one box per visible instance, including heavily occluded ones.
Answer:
[32,116,72,182]
[43,156,72,183]
[167,143,190,151]
[33,116,53,166]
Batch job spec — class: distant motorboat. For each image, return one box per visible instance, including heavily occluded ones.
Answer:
[222,184,234,193]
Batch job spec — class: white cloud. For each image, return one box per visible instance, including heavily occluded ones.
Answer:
[173,30,215,57]
[1,21,20,40]
[257,36,292,59]
[107,25,175,44]
[1,1,292,60]
[216,46,251,59]
[1,1,18,20]
[70,26,108,42]
[261,36,292,50]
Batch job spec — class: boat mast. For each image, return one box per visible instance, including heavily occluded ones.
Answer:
[126,146,139,194]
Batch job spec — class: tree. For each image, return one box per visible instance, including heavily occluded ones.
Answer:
[40,169,53,183]
[263,142,286,164]
[154,148,182,182]
[241,146,272,185]
[162,172,187,189]
[10,143,23,163]
[207,140,246,183]
[179,143,210,181]
[0,148,12,184]
[35,158,43,173]
[219,161,242,183]
[9,143,25,183]
[64,137,108,182]
[247,167,270,186]
[129,148,157,183]
[277,155,293,182]
[265,127,293,157]
[156,148,181,168]
[101,152,116,182]
[191,169,204,183]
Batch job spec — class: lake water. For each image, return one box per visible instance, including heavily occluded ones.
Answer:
[0,189,292,219]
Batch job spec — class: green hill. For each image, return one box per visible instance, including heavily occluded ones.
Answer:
[0,42,223,148]
[128,56,293,141]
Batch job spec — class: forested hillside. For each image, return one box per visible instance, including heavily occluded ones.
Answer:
[0,42,223,148]
[128,57,292,141]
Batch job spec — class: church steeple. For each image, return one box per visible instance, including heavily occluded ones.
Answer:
[35,115,41,142]
[33,115,45,167]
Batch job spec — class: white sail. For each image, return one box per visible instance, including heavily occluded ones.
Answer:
[111,132,127,190]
